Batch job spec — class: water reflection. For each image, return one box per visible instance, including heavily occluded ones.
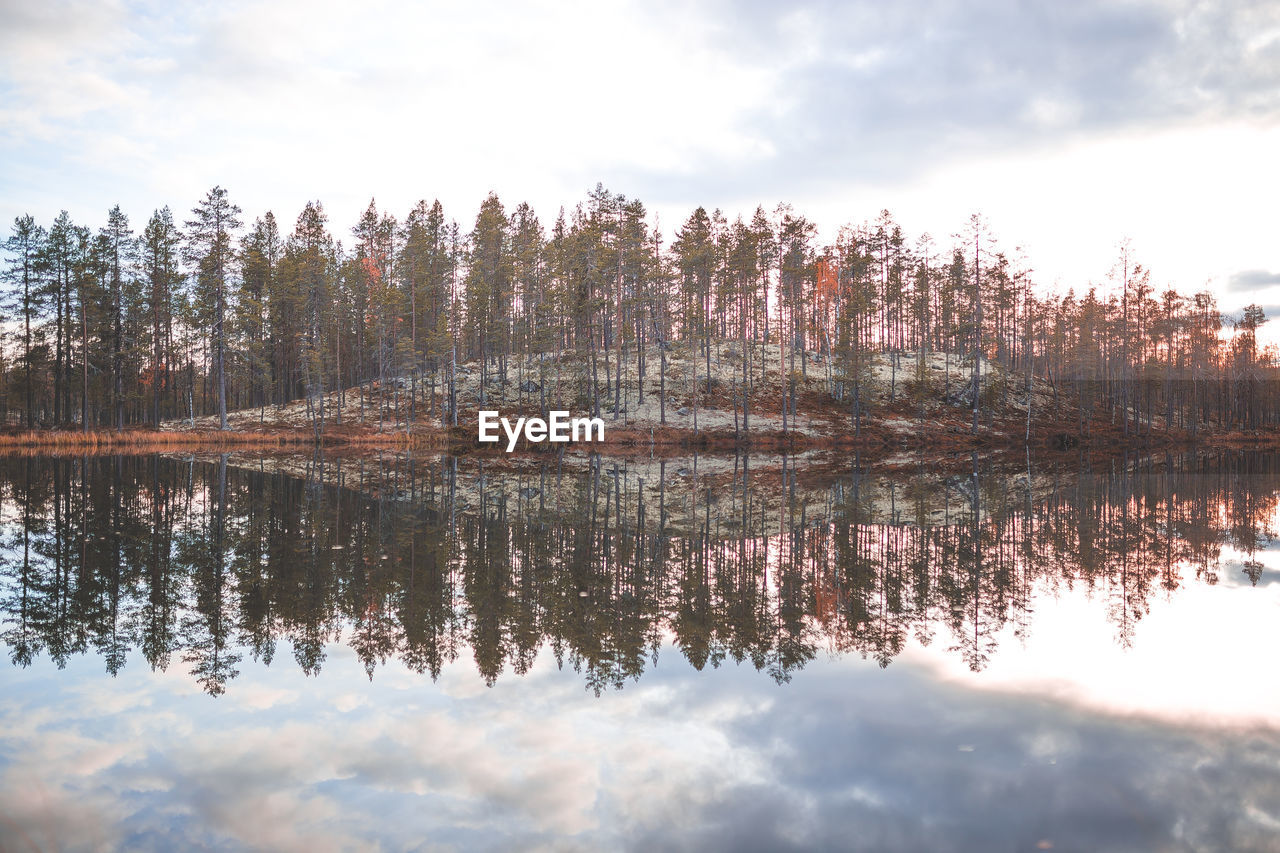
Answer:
[0,451,1276,696]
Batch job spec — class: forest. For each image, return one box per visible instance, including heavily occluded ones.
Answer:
[2,184,1275,439]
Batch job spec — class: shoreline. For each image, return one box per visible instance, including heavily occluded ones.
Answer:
[1,417,1278,462]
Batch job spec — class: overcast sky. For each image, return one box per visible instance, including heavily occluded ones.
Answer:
[3,0,1279,315]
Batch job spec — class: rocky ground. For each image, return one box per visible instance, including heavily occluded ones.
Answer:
[160,343,1090,459]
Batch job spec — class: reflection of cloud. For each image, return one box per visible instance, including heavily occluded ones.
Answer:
[908,576,1280,730]
[2,643,1279,851]
[331,692,366,713]
[234,684,299,711]
[0,776,124,852]
[708,671,1280,851]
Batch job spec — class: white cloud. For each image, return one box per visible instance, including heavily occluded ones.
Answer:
[1,0,1278,301]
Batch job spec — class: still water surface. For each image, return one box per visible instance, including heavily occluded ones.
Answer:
[1,451,1278,851]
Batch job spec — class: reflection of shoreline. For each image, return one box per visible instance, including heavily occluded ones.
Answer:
[167,448,1070,530]
[4,411,1280,463]
[0,452,1275,695]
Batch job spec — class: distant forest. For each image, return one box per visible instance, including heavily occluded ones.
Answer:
[1,184,1274,433]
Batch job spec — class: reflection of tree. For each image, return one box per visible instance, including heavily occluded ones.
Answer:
[139,458,181,672]
[177,455,241,695]
[397,501,459,680]
[2,450,1279,694]
[0,459,44,667]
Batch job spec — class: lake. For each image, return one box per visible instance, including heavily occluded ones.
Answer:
[1,450,1278,851]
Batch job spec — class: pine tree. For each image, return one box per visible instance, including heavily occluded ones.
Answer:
[671,207,716,431]
[961,213,992,434]
[289,201,334,435]
[776,206,816,428]
[71,224,101,428]
[465,193,512,406]
[402,200,455,420]
[238,212,278,420]
[141,208,183,426]
[184,187,242,430]
[101,205,136,430]
[509,201,545,409]
[43,211,77,425]
[4,216,47,426]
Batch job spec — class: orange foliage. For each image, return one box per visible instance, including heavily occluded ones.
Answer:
[138,363,170,391]
[361,254,382,285]
[816,257,839,303]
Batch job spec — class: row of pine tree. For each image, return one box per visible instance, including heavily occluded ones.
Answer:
[2,183,1273,434]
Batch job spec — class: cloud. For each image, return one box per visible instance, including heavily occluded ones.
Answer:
[618,0,1280,206]
[1229,270,1280,292]
[0,0,776,228]
[1,1,1278,295]
[10,0,1275,206]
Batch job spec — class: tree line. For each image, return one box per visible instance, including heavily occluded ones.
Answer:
[3,185,1274,434]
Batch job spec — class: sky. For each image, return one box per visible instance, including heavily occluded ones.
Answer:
[2,0,1280,317]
